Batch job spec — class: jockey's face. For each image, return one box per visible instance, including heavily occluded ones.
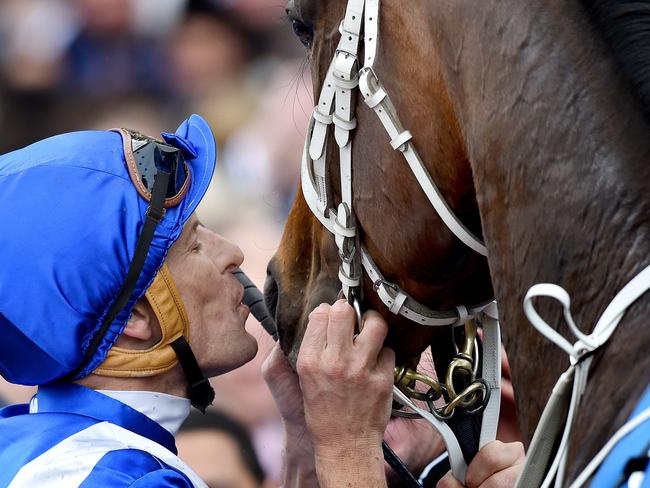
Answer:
[166,214,258,377]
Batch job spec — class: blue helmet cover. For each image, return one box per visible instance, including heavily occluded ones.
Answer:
[0,114,216,385]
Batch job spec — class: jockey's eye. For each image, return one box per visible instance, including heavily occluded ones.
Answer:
[288,14,313,49]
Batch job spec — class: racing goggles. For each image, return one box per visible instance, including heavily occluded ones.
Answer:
[116,127,192,208]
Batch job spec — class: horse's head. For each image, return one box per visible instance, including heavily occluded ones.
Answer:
[266,0,493,366]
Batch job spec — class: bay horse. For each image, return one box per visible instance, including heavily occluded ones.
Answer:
[265,0,650,485]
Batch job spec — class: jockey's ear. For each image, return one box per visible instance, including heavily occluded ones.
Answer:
[117,299,163,348]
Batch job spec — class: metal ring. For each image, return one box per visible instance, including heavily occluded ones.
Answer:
[442,381,487,417]
[352,294,363,330]
[431,405,455,421]
[463,379,491,416]
[373,278,399,293]
[339,289,364,331]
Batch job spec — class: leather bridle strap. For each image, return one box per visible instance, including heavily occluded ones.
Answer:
[362,248,494,326]
[478,303,502,448]
[358,0,486,256]
[516,262,650,487]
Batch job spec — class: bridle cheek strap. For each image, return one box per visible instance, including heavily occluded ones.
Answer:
[94,263,189,378]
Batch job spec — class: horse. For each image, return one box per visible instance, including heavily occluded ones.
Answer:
[264,0,650,485]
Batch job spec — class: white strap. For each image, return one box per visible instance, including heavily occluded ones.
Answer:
[390,130,413,151]
[339,142,354,209]
[479,312,502,448]
[363,0,380,67]
[392,386,468,483]
[302,128,336,235]
[524,263,650,363]
[310,65,336,162]
[340,0,364,44]
[389,291,408,314]
[518,263,650,487]
[361,246,493,326]
[358,68,487,256]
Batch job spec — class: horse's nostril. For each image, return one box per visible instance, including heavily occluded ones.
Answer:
[263,268,279,323]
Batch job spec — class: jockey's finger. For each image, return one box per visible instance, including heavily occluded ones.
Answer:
[324,299,356,351]
[355,310,389,361]
[300,303,330,354]
[465,440,525,488]
[436,470,463,488]
[472,465,522,488]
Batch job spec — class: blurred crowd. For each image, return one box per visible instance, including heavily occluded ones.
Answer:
[0,0,313,485]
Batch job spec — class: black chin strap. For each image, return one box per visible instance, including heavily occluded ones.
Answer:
[170,336,215,413]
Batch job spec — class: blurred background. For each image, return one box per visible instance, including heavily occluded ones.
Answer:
[0,0,312,485]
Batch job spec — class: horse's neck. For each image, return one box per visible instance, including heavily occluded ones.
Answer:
[439,0,650,477]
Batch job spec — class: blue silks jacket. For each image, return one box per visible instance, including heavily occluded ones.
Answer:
[591,384,650,488]
[0,384,205,487]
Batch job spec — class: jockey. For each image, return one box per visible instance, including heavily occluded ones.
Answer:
[0,114,395,487]
[0,115,245,486]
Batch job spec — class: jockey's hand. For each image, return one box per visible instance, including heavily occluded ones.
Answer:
[297,300,395,487]
[437,440,525,488]
[263,343,318,487]
[262,343,306,430]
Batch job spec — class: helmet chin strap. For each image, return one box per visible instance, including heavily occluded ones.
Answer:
[95,263,215,412]
[169,335,215,413]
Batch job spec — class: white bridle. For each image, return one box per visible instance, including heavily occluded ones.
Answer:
[301,0,490,326]
[299,0,501,482]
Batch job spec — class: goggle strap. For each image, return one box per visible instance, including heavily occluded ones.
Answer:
[170,335,215,412]
[63,169,170,381]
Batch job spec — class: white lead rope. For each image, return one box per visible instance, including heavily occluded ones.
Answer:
[392,387,469,482]
[516,263,650,488]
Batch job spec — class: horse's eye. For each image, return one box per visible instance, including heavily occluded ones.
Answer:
[290,17,313,49]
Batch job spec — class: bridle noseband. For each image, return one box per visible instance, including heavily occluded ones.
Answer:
[300,0,503,483]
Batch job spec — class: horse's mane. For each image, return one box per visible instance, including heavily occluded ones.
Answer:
[582,0,650,117]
